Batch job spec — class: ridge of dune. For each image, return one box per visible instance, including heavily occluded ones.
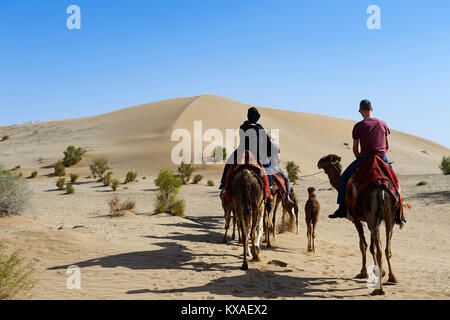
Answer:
[0,95,448,177]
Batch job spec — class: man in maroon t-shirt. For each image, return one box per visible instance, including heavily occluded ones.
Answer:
[329,99,392,219]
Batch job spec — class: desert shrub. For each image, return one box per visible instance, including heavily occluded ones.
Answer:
[207,180,215,186]
[56,177,65,190]
[89,157,110,179]
[66,183,74,194]
[212,146,227,162]
[124,171,138,184]
[439,156,450,175]
[0,241,36,300]
[70,173,79,183]
[111,178,120,191]
[103,172,113,186]
[177,162,194,184]
[1,135,9,142]
[30,171,38,179]
[108,196,136,217]
[54,161,66,177]
[13,165,20,171]
[154,169,185,216]
[286,161,300,185]
[62,145,86,167]
[192,174,203,184]
[0,166,31,216]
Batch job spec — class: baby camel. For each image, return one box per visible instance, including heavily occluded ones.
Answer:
[304,187,320,253]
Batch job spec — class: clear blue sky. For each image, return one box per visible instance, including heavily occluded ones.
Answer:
[1,0,449,147]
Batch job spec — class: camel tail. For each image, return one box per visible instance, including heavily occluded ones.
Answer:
[376,188,385,227]
[241,170,254,225]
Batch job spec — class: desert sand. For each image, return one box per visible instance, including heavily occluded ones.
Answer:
[0,95,449,299]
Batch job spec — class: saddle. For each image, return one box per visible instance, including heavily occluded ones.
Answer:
[345,155,406,225]
[224,151,271,201]
[272,172,288,201]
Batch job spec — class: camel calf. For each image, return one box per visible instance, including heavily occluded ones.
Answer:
[305,187,320,253]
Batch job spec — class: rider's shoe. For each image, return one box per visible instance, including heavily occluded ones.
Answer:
[270,186,276,195]
[286,198,296,206]
[328,205,346,219]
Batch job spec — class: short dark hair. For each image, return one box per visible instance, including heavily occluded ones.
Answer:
[359,99,373,111]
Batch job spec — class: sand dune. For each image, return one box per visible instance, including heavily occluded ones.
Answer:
[0,95,447,177]
[0,95,449,300]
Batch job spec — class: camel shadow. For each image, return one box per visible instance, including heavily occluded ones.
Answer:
[146,215,226,244]
[47,242,238,272]
[126,269,369,299]
[410,191,450,205]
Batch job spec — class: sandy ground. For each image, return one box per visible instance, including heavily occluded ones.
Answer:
[0,95,449,299]
[0,172,448,300]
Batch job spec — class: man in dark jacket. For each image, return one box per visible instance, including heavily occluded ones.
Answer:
[219,107,274,192]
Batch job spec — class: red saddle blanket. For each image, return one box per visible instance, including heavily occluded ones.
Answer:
[345,155,406,224]
[273,172,288,196]
[224,151,271,201]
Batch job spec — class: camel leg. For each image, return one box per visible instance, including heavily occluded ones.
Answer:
[306,222,312,252]
[222,208,231,243]
[312,221,317,253]
[232,211,237,240]
[271,198,281,240]
[252,209,264,261]
[250,209,261,261]
[371,228,385,295]
[240,218,249,270]
[354,221,369,279]
[385,218,398,283]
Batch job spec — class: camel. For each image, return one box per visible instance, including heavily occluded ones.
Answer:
[220,189,241,243]
[264,185,299,248]
[305,187,320,253]
[231,168,266,270]
[317,154,403,295]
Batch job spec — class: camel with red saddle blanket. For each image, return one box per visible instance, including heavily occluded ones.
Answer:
[264,173,299,248]
[318,154,406,295]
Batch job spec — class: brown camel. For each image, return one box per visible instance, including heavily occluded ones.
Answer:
[305,187,320,253]
[220,189,241,243]
[317,154,403,295]
[231,168,266,270]
[264,186,299,248]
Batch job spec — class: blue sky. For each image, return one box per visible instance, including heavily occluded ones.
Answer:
[1,0,449,147]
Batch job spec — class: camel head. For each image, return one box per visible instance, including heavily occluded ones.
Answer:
[307,187,316,195]
[317,154,342,171]
[317,154,342,191]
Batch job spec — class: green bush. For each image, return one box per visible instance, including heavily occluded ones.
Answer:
[286,161,300,185]
[103,172,113,186]
[212,146,227,162]
[30,171,38,179]
[56,177,65,190]
[70,174,79,183]
[177,162,194,184]
[54,161,66,177]
[111,178,120,191]
[62,145,86,167]
[0,165,31,216]
[440,156,450,175]
[0,241,36,300]
[154,169,185,216]
[1,135,9,142]
[66,183,74,194]
[124,171,138,184]
[192,174,203,184]
[207,180,215,186]
[89,157,110,179]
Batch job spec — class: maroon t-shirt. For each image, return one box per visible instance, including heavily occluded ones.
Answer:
[352,118,390,157]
